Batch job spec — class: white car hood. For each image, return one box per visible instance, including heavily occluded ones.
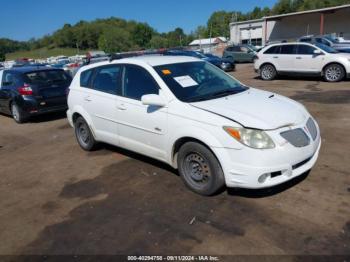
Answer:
[191,88,308,130]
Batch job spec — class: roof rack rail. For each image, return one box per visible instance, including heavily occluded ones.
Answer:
[108,47,190,62]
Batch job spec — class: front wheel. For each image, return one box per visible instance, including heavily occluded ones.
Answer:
[260,64,277,80]
[177,142,225,196]
[11,103,27,124]
[74,116,98,151]
[323,64,345,82]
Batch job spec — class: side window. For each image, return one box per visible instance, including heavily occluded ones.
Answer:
[297,45,316,55]
[80,69,93,88]
[280,45,297,55]
[234,46,242,52]
[2,72,16,86]
[240,46,249,53]
[123,65,159,100]
[91,65,122,94]
[264,45,281,54]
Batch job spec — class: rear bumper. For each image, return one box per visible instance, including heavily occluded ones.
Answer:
[19,95,67,115]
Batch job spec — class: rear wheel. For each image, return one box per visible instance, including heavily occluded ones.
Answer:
[74,116,98,151]
[260,64,277,80]
[323,64,345,82]
[177,142,225,196]
[11,103,27,124]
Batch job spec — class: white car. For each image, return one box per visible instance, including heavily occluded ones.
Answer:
[255,42,350,82]
[67,55,321,195]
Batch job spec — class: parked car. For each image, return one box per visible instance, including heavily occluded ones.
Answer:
[67,55,321,196]
[223,44,257,63]
[163,50,235,71]
[254,42,350,82]
[0,67,72,123]
[298,35,350,52]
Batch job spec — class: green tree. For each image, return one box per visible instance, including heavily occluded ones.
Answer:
[149,35,168,49]
[0,51,5,62]
[132,23,154,48]
[98,27,131,53]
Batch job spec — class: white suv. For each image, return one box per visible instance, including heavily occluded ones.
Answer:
[255,42,350,82]
[67,55,321,195]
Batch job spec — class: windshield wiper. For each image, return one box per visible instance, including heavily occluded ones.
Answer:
[187,89,242,103]
[207,89,241,99]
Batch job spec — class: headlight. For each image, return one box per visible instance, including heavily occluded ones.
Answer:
[223,126,275,149]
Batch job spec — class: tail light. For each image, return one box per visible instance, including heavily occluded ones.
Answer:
[18,84,33,95]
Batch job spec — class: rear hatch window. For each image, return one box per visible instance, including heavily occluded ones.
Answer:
[24,70,71,86]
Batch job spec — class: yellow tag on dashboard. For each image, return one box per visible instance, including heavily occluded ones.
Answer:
[162,69,171,75]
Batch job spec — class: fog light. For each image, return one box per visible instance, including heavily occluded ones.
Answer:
[258,173,270,183]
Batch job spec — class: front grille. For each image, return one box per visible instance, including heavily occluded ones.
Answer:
[306,118,317,140]
[280,128,310,147]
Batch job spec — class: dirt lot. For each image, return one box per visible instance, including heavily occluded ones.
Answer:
[0,64,349,257]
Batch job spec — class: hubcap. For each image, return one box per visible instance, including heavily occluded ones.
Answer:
[184,153,211,187]
[77,122,90,145]
[262,66,274,79]
[326,66,341,81]
[12,105,19,120]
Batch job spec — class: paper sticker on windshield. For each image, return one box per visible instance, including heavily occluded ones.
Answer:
[173,75,198,88]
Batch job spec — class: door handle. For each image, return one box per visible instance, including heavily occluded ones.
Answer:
[296,57,302,59]
[273,56,279,59]
[117,104,126,110]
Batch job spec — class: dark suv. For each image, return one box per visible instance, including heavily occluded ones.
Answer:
[0,67,72,123]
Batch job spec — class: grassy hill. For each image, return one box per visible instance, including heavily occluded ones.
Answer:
[5,47,86,60]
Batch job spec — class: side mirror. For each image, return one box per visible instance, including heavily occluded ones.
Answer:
[141,94,167,107]
[313,49,323,55]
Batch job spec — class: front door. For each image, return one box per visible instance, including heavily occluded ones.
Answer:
[295,44,324,73]
[116,64,168,160]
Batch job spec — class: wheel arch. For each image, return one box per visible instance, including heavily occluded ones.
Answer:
[260,62,276,70]
[321,62,346,76]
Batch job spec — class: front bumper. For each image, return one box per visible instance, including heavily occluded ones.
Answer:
[214,120,321,189]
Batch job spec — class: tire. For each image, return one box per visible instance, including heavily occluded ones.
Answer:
[323,64,345,82]
[74,116,98,151]
[260,64,277,80]
[11,103,27,124]
[177,142,225,196]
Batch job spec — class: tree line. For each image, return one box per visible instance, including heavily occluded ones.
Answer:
[1,0,350,61]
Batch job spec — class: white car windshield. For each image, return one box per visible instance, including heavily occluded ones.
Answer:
[154,61,247,102]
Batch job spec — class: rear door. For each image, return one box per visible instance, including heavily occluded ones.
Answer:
[0,71,16,113]
[278,44,298,72]
[23,69,72,109]
[82,65,122,145]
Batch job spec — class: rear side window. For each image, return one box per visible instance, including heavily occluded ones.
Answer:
[91,65,122,95]
[2,72,18,86]
[264,45,281,54]
[123,65,159,100]
[297,45,316,55]
[80,69,93,87]
[24,70,71,85]
[280,45,297,54]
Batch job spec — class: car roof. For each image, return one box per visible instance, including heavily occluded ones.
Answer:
[5,66,63,73]
[82,55,201,69]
